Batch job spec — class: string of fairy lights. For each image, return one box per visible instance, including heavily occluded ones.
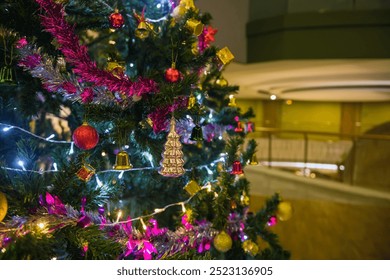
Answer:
[0,121,231,231]
[0,122,228,174]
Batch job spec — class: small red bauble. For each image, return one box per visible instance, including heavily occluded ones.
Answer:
[72,122,99,150]
[165,67,180,83]
[109,10,124,28]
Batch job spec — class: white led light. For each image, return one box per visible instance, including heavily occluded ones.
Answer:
[46,134,55,140]
[96,176,103,187]
[2,127,11,132]
[69,142,74,155]
[118,171,124,179]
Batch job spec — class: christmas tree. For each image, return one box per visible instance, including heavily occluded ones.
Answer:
[0,0,290,260]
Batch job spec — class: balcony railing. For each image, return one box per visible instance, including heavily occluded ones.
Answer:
[250,127,390,191]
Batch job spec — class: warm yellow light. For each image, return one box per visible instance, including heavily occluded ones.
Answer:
[140,218,147,230]
[116,210,122,222]
[38,222,46,229]
[286,99,293,105]
[181,203,186,213]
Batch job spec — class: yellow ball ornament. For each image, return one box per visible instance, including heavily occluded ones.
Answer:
[276,201,293,221]
[213,230,232,253]
[0,191,8,222]
[242,240,259,256]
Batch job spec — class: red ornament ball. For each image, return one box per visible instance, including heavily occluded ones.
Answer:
[109,11,124,28]
[72,122,99,150]
[165,67,180,83]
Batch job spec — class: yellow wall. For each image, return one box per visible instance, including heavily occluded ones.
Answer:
[237,98,263,125]
[281,101,341,133]
[360,102,390,134]
[237,99,389,137]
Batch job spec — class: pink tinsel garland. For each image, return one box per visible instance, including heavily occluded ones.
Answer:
[35,0,157,98]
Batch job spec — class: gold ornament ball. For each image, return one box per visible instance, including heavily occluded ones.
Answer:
[242,240,259,256]
[213,230,232,253]
[276,201,293,221]
[0,191,8,222]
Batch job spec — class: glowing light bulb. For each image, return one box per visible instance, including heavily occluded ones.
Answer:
[181,203,186,213]
[270,94,277,100]
[69,142,74,155]
[96,176,103,187]
[2,126,12,132]
[205,182,212,192]
[38,222,46,229]
[116,210,122,222]
[118,171,124,179]
[140,218,147,230]
[53,162,58,171]
[46,134,55,140]
[156,3,162,8]
[17,160,26,171]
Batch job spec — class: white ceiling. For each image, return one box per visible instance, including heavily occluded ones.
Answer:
[223,59,390,102]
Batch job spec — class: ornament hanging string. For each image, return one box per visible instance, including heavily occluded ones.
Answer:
[34,0,157,99]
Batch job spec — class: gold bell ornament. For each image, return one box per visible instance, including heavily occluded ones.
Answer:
[185,18,204,36]
[183,180,201,196]
[106,61,125,77]
[114,150,133,170]
[228,94,237,107]
[249,154,259,165]
[135,21,150,39]
[215,77,228,87]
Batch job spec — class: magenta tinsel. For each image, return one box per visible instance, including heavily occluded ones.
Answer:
[80,87,94,103]
[16,37,28,49]
[35,0,158,99]
[39,192,67,216]
[60,82,78,94]
[148,96,188,133]
[0,192,254,260]
[18,54,41,69]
